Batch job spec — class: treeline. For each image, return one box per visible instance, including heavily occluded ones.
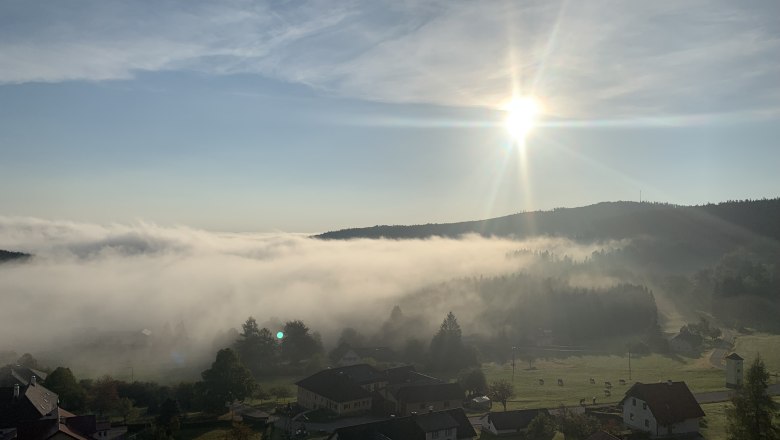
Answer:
[230,311,478,376]
[0,249,31,263]
[659,250,780,331]
[316,198,780,244]
[396,272,660,357]
[3,351,286,437]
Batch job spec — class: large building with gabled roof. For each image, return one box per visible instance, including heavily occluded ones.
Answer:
[295,364,386,415]
[620,381,704,437]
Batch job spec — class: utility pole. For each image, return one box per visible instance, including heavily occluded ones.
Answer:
[511,347,516,382]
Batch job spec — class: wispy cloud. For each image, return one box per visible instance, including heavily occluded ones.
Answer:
[1,0,779,118]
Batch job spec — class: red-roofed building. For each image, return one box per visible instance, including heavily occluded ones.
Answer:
[620,381,704,437]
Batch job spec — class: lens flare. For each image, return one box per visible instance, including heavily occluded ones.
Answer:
[503,97,540,142]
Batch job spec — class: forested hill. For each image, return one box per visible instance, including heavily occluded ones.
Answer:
[0,249,31,263]
[316,199,780,244]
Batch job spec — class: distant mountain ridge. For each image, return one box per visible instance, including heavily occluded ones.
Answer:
[316,199,780,245]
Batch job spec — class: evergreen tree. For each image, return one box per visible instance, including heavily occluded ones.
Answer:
[429,312,476,371]
[727,356,780,440]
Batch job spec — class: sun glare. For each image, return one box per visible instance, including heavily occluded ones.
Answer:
[503,97,540,142]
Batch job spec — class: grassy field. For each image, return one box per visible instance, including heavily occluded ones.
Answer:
[733,334,780,374]
[248,352,726,411]
[699,397,780,440]
[699,401,729,440]
[480,353,725,410]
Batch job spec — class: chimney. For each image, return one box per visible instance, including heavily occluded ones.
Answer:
[13,384,20,399]
[31,375,36,386]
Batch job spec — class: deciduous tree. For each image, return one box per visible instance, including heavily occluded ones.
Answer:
[44,367,86,411]
[488,379,514,412]
[201,349,256,412]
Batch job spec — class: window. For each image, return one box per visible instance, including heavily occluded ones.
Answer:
[632,398,636,406]
[630,413,634,421]
[645,419,650,428]
[642,403,647,410]
[445,428,453,435]
[432,431,440,439]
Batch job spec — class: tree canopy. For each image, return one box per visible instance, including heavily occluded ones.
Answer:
[234,317,278,374]
[44,367,86,411]
[201,348,256,412]
[428,312,477,371]
[280,320,323,364]
[488,379,514,412]
[727,357,779,440]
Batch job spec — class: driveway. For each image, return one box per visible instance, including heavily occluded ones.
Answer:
[708,329,735,370]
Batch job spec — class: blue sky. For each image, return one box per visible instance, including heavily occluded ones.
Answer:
[1,0,779,232]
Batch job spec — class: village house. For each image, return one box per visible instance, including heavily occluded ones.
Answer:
[381,365,464,416]
[669,331,703,355]
[479,409,549,436]
[327,408,476,440]
[295,364,386,416]
[0,377,125,440]
[620,381,704,437]
[296,364,465,418]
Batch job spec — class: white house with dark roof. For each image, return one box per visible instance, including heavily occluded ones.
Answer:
[621,381,704,437]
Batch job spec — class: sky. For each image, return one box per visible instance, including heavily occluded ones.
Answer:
[1,0,779,232]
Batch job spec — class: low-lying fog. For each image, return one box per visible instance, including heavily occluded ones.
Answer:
[0,216,629,379]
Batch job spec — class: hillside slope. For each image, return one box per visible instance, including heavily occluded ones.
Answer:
[316,199,780,245]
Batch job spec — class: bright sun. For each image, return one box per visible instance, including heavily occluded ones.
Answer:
[503,97,540,142]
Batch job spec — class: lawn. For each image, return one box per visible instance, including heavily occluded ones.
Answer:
[249,353,727,411]
[480,353,725,410]
[733,334,780,374]
[699,397,780,440]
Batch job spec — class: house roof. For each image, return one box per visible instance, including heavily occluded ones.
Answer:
[394,382,463,403]
[24,383,58,417]
[384,365,440,386]
[586,431,622,440]
[330,364,386,385]
[725,353,744,361]
[482,409,548,431]
[671,331,703,345]
[296,370,371,403]
[622,381,704,425]
[9,368,48,386]
[0,383,59,428]
[413,411,457,432]
[328,408,475,440]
